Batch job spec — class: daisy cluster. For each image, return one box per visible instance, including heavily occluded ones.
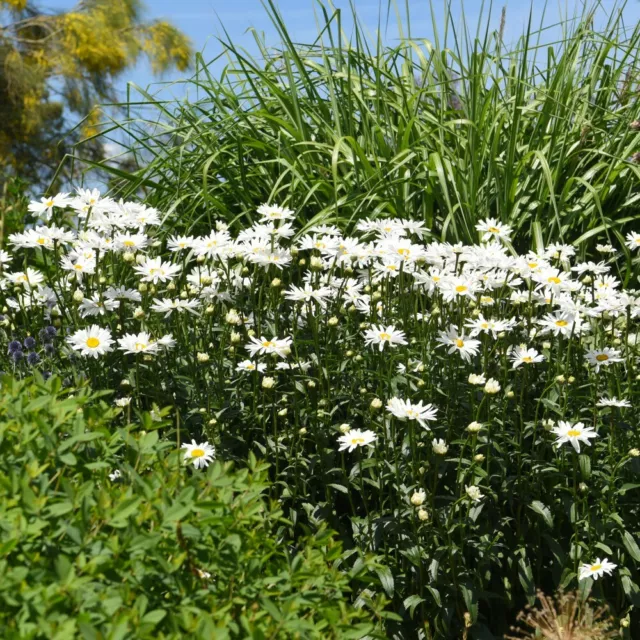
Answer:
[3,189,640,618]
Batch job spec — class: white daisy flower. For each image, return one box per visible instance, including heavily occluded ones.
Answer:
[67,325,114,358]
[578,558,617,581]
[182,440,215,469]
[386,397,438,429]
[337,428,377,453]
[363,324,408,351]
[551,421,598,453]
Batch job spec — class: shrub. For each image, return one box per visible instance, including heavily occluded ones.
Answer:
[0,375,383,639]
[79,0,640,249]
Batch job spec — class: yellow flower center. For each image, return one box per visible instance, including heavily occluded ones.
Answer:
[433,276,440,281]
[262,341,275,348]
[124,240,135,247]
[481,323,489,329]
[379,332,391,341]
[595,354,609,362]
[488,226,500,233]
[590,564,602,572]
[46,199,54,207]
[351,437,365,444]
[74,265,83,271]
[455,285,468,293]
[315,242,326,249]
[37,238,46,245]
[246,364,255,370]
[522,356,533,363]
[555,320,568,327]
[528,262,538,268]
[548,276,561,284]
[398,248,410,257]
[86,337,100,348]
[191,448,205,458]
[567,429,581,437]
[135,342,147,351]
[455,339,464,348]
[386,265,398,271]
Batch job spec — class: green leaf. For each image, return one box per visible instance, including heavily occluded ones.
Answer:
[403,594,425,617]
[622,531,640,561]
[375,564,394,597]
[529,501,554,528]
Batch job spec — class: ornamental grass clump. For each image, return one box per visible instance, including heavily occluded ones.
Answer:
[1,190,640,636]
[79,0,640,251]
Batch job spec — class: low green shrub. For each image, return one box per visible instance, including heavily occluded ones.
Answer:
[0,375,383,639]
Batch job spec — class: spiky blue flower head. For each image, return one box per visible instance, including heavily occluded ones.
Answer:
[27,352,40,366]
[11,349,23,363]
[42,371,51,381]
[44,344,56,356]
[24,336,36,350]
[8,340,21,354]
[45,326,57,339]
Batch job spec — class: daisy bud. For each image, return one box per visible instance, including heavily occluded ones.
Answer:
[196,255,206,264]
[346,350,354,357]
[432,439,448,455]
[339,423,351,433]
[205,306,214,315]
[582,275,592,284]
[51,306,61,317]
[468,374,485,385]
[506,390,514,399]
[364,285,371,293]
[579,482,588,493]
[143,355,153,362]
[431,306,440,316]
[138,283,148,293]
[410,489,426,506]
[262,377,276,389]
[242,266,250,275]
[122,252,135,262]
[629,448,640,457]
[133,307,145,319]
[197,352,210,363]
[72,289,84,303]
[542,419,555,431]
[372,291,382,301]
[417,380,425,388]
[344,266,354,275]
[483,379,501,394]
[298,427,307,435]
[474,454,485,463]
[278,408,288,417]
[247,329,256,337]
[230,332,241,344]
[271,278,281,288]
[370,398,382,410]
[135,254,145,265]
[542,341,551,350]
[209,418,217,425]
[355,355,363,362]
[328,317,338,327]
[166,281,176,291]
[179,291,187,299]
[613,338,621,346]
[307,380,316,389]
[556,375,566,384]
[467,421,483,433]
[298,258,306,267]
[568,376,575,384]
[417,508,429,521]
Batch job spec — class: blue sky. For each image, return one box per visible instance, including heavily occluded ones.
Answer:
[46,0,640,102]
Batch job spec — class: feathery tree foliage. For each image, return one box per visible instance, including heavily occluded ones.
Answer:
[0,0,192,189]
